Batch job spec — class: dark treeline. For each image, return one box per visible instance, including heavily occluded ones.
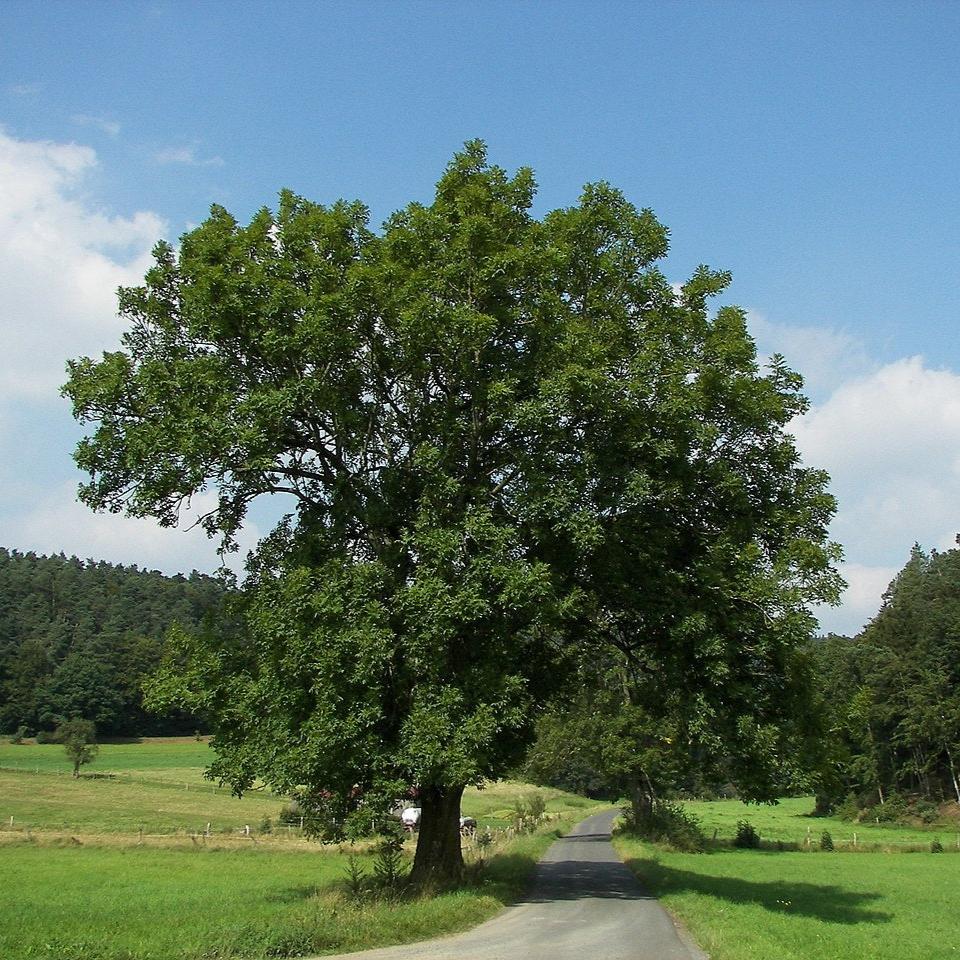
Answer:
[524,543,960,815]
[812,543,960,812]
[0,548,227,737]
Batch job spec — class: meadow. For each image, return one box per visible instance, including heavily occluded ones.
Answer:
[0,738,606,959]
[614,796,960,960]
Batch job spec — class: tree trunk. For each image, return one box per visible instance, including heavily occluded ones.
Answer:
[628,775,653,825]
[410,784,465,887]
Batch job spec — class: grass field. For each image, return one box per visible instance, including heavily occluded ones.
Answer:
[613,796,960,960]
[0,826,575,960]
[0,739,601,836]
[684,795,960,849]
[0,737,218,784]
[0,737,607,959]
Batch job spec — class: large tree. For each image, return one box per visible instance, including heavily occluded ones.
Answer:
[64,142,840,882]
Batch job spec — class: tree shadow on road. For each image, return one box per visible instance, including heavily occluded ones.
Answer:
[620,855,892,925]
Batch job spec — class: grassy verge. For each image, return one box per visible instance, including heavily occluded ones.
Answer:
[0,816,586,960]
[613,834,960,960]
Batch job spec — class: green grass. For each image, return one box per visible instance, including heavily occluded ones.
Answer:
[0,737,603,836]
[0,737,606,958]
[685,796,960,849]
[0,737,218,785]
[0,818,581,960]
[0,767,278,834]
[614,836,960,960]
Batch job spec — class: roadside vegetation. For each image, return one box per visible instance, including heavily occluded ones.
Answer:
[613,796,960,960]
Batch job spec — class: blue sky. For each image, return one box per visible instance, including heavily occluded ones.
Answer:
[1,1,958,634]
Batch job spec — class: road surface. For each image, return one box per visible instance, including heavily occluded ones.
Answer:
[320,809,707,960]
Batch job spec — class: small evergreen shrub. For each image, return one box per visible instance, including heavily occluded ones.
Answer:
[371,835,407,891]
[931,838,944,853]
[820,830,834,851]
[734,820,760,849]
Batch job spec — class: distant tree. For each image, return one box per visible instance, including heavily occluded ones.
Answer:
[812,543,960,808]
[58,718,98,778]
[68,142,840,883]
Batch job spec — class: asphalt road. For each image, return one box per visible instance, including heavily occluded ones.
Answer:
[321,809,707,960]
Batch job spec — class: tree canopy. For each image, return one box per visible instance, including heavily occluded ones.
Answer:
[64,141,841,881]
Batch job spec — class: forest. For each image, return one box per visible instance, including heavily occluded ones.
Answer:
[0,548,226,736]
[1,542,958,823]
[811,544,960,813]
[524,542,960,819]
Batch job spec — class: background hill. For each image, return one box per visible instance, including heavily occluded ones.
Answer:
[0,548,227,736]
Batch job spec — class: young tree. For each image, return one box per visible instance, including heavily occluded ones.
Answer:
[58,718,98,778]
[65,142,840,882]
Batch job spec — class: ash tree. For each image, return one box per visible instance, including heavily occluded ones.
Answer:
[64,141,840,883]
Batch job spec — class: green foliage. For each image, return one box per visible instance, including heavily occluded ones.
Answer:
[371,835,408,892]
[10,725,27,744]
[931,837,944,853]
[57,718,98,777]
[811,543,960,809]
[0,548,225,737]
[624,799,706,852]
[734,820,761,849]
[66,141,840,879]
[819,830,834,851]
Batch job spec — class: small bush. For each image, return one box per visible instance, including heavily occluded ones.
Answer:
[931,837,944,853]
[9,725,28,744]
[820,830,834,851]
[834,793,860,821]
[626,800,706,852]
[343,855,367,897]
[35,729,61,744]
[260,816,273,834]
[734,820,760,849]
[371,835,407,891]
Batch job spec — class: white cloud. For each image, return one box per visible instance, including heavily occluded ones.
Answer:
[792,356,960,634]
[71,114,121,137]
[1,484,261,578]
[155,145,224,167]
[0,127,165,402]
[814,563,898,636]
[747,309,874,401]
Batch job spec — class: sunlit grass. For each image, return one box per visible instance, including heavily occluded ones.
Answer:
[614,835,960,960]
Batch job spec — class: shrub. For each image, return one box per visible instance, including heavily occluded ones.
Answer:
[343,855,367,898]
[834,793,860,821]
[820,830,834,851]
[734,820,760,849]
[35,729,61,744]
[9,725,27,744]
[626,800,706,852]
[260,816,273,834]
[372,835,407,891]
[931,837,944,853]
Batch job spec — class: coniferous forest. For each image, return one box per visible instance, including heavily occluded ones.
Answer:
[0,549,226,736]
[811,544,960,814]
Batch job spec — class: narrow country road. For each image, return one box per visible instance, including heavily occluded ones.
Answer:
[321,810,707,960]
